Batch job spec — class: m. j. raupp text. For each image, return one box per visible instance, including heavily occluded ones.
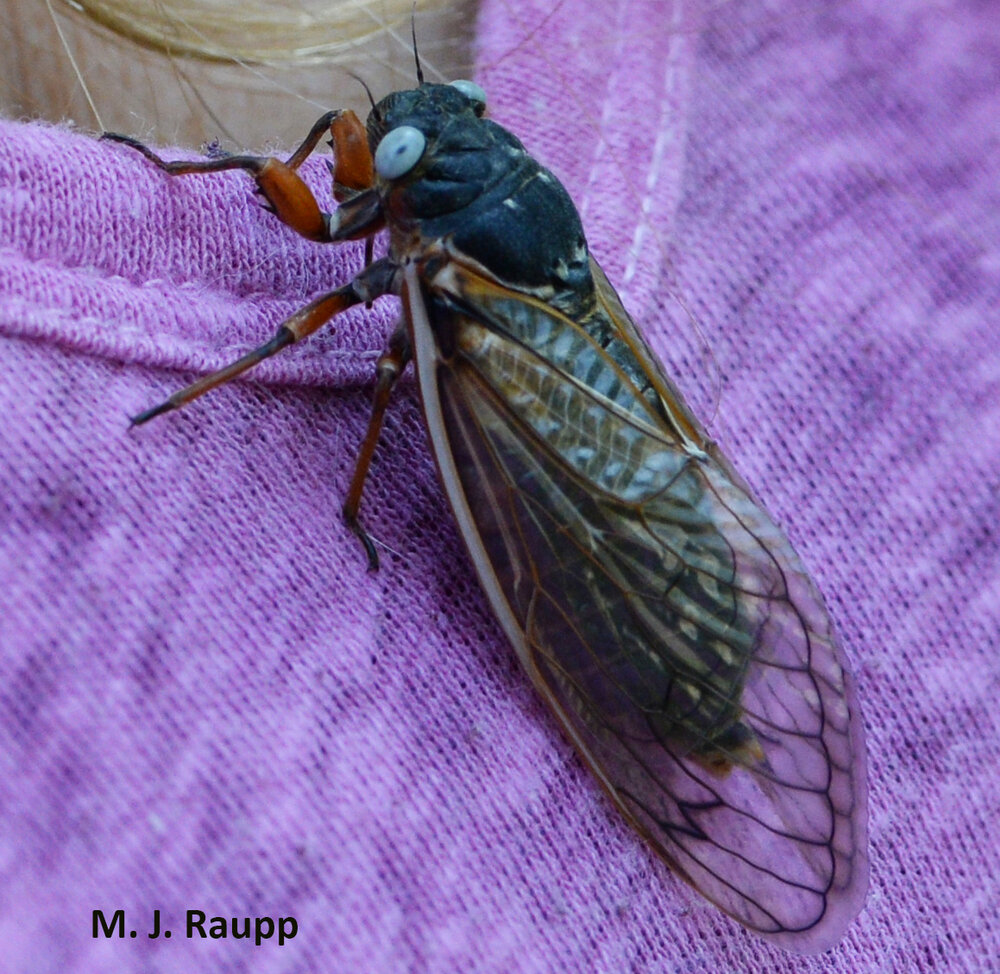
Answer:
[92,909,298,945]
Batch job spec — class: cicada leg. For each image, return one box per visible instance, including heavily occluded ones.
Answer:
[343,323,412,571]
[130,259,399,424]
[324,109,375,202]
[102,109,376,245]
[289,108,379,273]
[111,113,396,564]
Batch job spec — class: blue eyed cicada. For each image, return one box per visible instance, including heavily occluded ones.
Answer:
[104,66,869,953]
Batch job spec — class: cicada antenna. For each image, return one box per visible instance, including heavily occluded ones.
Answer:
[411,2,425,85]
[349,72,381,122]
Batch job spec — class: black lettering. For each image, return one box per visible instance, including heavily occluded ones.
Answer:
[231,916,251,939]
[278,917,298,945]
[208,916,227,939]
[187,910,207,938]
[92,909,125,939]
[254,916,274,945]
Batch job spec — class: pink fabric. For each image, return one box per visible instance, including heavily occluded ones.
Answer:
[2,0,999,969]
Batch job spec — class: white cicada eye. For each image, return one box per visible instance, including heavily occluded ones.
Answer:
[374,126,427,180]
[449,79,487,113]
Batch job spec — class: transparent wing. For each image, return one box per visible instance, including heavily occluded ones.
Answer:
[406,259,868,953]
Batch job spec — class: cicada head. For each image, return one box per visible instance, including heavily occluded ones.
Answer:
[363,82,505,233]
[366,80,486,148]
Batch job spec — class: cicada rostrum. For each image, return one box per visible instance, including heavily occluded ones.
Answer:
[104,64,868,953]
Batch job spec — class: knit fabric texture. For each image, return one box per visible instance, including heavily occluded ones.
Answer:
[2,1,998,971]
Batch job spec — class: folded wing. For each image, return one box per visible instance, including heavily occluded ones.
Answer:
[406,258,868,952]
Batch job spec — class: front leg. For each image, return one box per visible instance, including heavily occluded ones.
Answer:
[102,109,377,244]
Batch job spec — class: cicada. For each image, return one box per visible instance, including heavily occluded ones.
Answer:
[104,66,868,952]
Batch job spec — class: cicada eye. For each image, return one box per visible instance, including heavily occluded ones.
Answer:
[374,125,427,180]
[449,79,487,115]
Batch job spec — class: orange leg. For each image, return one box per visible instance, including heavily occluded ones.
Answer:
[103,109,377,243]
[326,110,375,201]
[130,258,398,424]
[104,131,329,242]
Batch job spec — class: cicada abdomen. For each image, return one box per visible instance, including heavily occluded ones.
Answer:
[108,74,868,953]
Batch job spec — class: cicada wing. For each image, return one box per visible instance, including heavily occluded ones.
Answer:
[404,260,868,952]
[589,259,765,501]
